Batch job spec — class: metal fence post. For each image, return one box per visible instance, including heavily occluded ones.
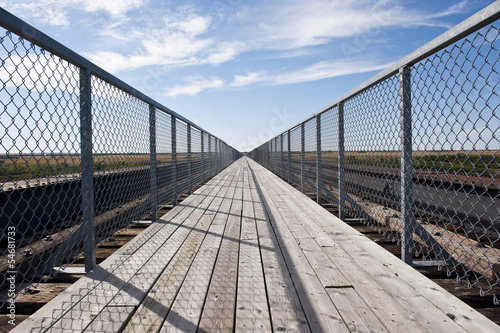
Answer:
[301,123,305,193]
[171,116,178,206]
[80,67,96,272]
[187,124,192,195]
[201,132,206,182]
[287,130,291,184]
[218,139,221,173]
[338,102,346,221]
[400,66,414,265]
[280,134,284,179]
[149,104,157,222]
[316,115,322,205]
[208,135,212,177]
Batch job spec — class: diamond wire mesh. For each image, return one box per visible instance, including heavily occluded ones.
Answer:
[275,136,283,178]
[343,75,401,241]
[203,133,209,182]
[156,110,174,205]
[0,20,241,310]
[269,138,276,174]
[303,118,317,195]
[191,128,203,186]
[319,107,339,207]
[248,20,500,303]
[175,119,189,196]
[282,133,289,183]
[210,136,217,178]
[0,29,82,300]
[411,23,500,302]
[91,77,151,246]
[289,126,301,188]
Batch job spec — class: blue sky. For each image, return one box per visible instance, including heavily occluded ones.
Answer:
[1,0,495,152]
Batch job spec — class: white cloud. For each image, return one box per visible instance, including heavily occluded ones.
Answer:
[266,59,391,85]
[167,58,391,96]
[82,0,145,17]
[85,9,245,73]
[251,0,469,50]
[230,72,267,87]
[164,76,224,97]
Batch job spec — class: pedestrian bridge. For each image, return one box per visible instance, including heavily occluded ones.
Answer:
[12,158,497,332]
[1,3,500,332]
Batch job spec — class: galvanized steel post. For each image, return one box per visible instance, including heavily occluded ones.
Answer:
[280,134,284,179]
[80,67,96,272]
[301,123,305,193]
[187,124,192,195]
[316,114,322,205]
[287,130,291,184]
[208,135,212,177]
[338,102,346,221]
[201,132,206,182]
[400,66,414,265]
[149,104,157,222]
[171,116,178,206]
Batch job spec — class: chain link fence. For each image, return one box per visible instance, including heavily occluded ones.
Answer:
[0,9,240,309]
[248,6,500,303]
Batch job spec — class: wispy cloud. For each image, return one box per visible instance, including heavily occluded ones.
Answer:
[251,0,469,50]
[165,76,225,97]
[166,58,390,96]
[85,7,245,72]
[266,59,391,85]
[0,0,145,26]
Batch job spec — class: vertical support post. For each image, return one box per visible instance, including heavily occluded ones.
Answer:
[338,102,346,220]
[280,134,284,179]
[218,140,221,173]
[301,123,305,193]
[149,104,157,222]
[400,66,414,265]
[316,115,322,205]
[80,67,95,272]
[201,132,206,182]
[208,135,212,177]
[171,116,178,206]
[287,130,291,184]
[187,124,192,195]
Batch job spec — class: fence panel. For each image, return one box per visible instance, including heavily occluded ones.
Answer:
[0,11,240,309]
[248,7,500,303]
[411,22,500,297]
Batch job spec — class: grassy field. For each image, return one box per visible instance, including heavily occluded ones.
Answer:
[2,151,498,182]
[296,150,500,178]
[0,153,198,182]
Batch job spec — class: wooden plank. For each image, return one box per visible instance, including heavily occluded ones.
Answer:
[12,167,235,333]
[83,306,135,332]
[250,159,430,332]
[158,166,241,332]
[197,168,244,332]
[249,162,350,333]
[258,169,352,288]
[247,161,310,332]
[234,169,271,331]
[113,167,239,332]
[247,158,498,332]
[326,287,388,333]
[260,168,469,332]
[253,162,440,332]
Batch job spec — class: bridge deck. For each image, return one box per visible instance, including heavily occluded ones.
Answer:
[14,157,497,332]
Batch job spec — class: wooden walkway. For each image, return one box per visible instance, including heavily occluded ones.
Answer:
[14,157,498,332]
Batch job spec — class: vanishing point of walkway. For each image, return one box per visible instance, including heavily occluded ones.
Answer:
[13,157,498,332]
